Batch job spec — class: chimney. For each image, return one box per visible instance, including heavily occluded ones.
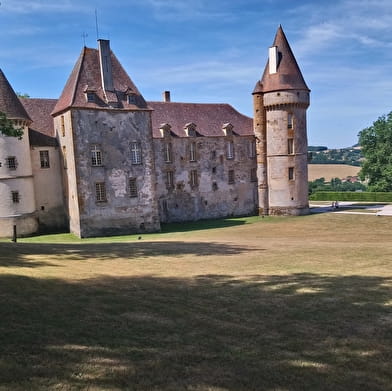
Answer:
[268,46,278,74]
[163,91,171,102]
[98,39,114,91]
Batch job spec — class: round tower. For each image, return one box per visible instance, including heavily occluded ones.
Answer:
[254,26,310,216]
[0,69,38,237]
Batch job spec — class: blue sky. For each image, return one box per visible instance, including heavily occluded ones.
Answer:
[1,0,392,148]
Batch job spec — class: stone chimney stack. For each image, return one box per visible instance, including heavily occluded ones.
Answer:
[98,39,114,91]
[163,91,171,102]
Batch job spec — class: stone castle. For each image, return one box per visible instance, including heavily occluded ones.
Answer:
[0,26,310,238]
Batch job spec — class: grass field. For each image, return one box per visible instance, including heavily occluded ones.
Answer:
[1,214,392,390]
[308,164,360,181]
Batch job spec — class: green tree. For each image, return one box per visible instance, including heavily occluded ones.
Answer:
[0,111,24,138]
[358,112,392,191]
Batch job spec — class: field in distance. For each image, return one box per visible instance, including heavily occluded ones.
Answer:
[308,163,360,181]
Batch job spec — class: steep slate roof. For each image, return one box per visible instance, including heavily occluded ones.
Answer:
[149,101,253,138]
[257,26,309,93]
[52,46,149,116]
[21,98,58,146]
[0,69,31,121]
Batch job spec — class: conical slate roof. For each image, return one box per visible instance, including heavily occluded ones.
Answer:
[0,69,31,121]
[257,26,309,93]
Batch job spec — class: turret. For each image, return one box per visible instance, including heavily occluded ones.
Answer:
[253,26,310,215]
[0,69,38,236]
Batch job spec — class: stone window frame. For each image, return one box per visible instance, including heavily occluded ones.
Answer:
[249,139,256,158]
[60,115,65,137]
[189,142,197,162]
[164,142,173,163]
[190,169,198,188]
[95,182,107,203]
[226,140,234,160]
[130,142,142,165]
[39,150,50,168]
[128,178,138,198]
[62,146,67,169]
[288,138,294,155]
[287,112,294,129]
[228,169,235,184]
[91,144,103,166]
[166,170,174,189]
[288,167,295,181]
[6,156,17,170]
[11,190,20,203]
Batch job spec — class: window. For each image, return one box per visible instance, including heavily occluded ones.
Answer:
[288,138,294,155]
[11,191,20,203]
[60,115,65,137]
[164,142,172,163]
[288,167,295,180]
[129,178,138,198]
[39,150,50,168]
[6,156,17,170]
[86,92,95,102]
[91,145,102,166]
[127,94,136,104]
[62,146,67,169]
[130,142,142,164]
[189,142,197,162]
[228,169,235,184]
[212,167,216,174]
[95,182,107,202]
[227,141,234,159]
[251,168,257,182]
[211,150,217,160]
[249,140,256,158]
[212,181,218,191]
[190,170,198,187]
[288,113,294,129]
[166,170,174,189]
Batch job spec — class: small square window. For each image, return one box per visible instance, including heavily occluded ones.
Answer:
[129,178,138,198]
[40,150,50,168]
[11,191,20,203]
[127,94,136,104]
[6,156,17,170]
[86,92,95,102]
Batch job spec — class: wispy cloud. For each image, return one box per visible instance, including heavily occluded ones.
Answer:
[1,0,90,14]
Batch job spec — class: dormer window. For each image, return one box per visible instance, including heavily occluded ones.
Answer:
[127,94,136,104]
[184,123,197,137]
[222,123,234,136]
[86,92,95,103]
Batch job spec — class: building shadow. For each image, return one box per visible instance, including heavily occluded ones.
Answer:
[0,272,391,390]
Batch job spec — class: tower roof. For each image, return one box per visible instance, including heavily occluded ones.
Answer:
[0,69,31,121]
[52,42,149,116]
[257,26,309,93]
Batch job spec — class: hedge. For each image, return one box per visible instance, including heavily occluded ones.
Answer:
[309,192,392,202]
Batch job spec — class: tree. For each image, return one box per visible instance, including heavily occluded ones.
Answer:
[0,111,24,138]
[358,112,392,191]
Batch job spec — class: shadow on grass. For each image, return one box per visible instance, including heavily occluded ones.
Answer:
[0,241,264,268]
[1,273,391,390]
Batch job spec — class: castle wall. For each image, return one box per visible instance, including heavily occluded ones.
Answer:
[0,126,38,236]
[67,109,160,237]
[154,134,257,223]
[30,145,67,232]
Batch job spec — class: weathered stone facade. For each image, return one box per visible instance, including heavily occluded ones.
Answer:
[0,26,310,238]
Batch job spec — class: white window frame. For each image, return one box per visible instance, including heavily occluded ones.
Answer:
[130,142,142,165]
[164,142,172,163]
[91,145,103,166]
[39,150,50,168]
[227,141,234,160]
[189,142,196,162]
[95,182,107,202]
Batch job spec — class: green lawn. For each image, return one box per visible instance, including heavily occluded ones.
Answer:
[1,213,392,390]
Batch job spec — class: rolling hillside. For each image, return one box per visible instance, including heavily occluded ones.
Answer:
[308,164,360,181]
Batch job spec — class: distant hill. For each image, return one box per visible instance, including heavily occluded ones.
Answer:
[308,145,363,166]
[308,164,361,181]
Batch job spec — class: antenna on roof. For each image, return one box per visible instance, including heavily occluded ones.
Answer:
[81,32,88,47]
[95,8,100,40]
